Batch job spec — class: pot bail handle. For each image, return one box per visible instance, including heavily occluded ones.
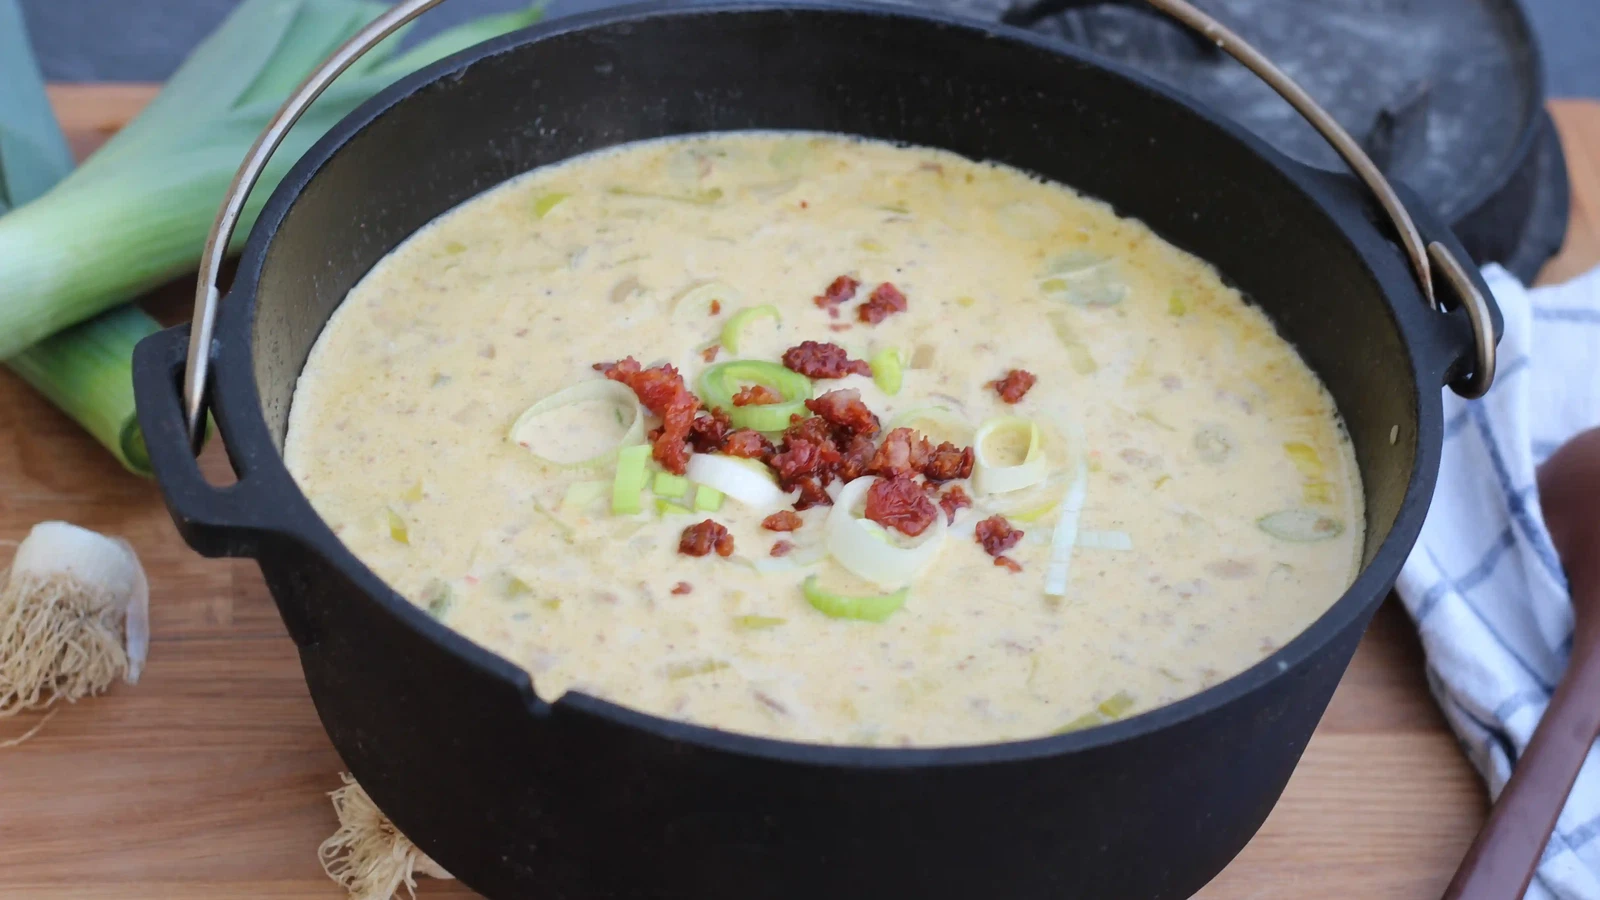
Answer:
[1140,0,1495,398]
[183,0,451,453]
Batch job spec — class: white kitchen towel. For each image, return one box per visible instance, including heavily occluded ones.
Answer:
[1396,263,1600,900]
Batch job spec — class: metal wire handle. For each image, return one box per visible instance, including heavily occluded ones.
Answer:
[182,0,1496,450]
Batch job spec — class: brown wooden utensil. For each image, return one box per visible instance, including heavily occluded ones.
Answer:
[1442,426,1600,900]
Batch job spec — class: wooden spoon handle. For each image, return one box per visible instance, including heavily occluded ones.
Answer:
[1440,611,1600,900]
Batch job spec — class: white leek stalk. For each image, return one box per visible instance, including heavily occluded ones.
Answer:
[0,521,149,745]
[320,773,452,900]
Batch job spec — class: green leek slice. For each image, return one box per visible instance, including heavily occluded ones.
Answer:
[510,380,645,469]
[611,444,652,515]
[1053,690,1135,734]
[719,304,780,353]
[733,615,787,630]
[655,497,693,515]
[697,360,813,431]
[695,485,725,512]
[653,472,690,498]
[801,575,908,623]
[869,347,903,395]
[533,191,569,218]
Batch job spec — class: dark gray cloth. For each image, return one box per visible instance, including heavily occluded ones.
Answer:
[17,0,1600,99]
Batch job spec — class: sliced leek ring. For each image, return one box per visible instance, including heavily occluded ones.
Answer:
[510,380,645,469]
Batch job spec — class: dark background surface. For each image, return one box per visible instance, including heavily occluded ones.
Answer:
[17,0,1600,99]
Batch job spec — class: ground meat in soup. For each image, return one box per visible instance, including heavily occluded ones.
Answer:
[283,132,1363,747]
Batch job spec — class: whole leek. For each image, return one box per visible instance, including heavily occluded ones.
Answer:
[0,0,165,474]
[0,0,545,360]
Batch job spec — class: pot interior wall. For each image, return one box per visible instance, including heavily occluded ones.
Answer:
[249,5,1417,562]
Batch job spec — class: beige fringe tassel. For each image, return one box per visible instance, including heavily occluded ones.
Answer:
[0,524,148,747]
[319,774,453,900]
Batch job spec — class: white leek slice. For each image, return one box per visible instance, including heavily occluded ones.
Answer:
[509,380,644,469]
[973,416,1049,495]
[685,454,787,509]
[825,477,946,590]
[1043,459,1089,597]
[887,406,974,446]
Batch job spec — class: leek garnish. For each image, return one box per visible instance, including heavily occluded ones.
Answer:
[869,347,903,395]
[0,0,546,361]
[1257,509,1344,542]
[611,444,651,515]
[386,508,409,545]
[1043,455,1089,597]
[509,380,645,469]
[532,191,569,218]
[1053,690,1136,734]
[694,485,725,512]
[686,454,786,509]
[719,304,780,353]
[1283,442,1324,478]
[733,615,786,630]
[655,497,692,515]
[801,575,908,623]
[0,3,167,475]
[697,360,813,431]
[824,477,947,590]
[1046,311,1099,375]
[972,417,1049,495]
[1167,292,1187,316]
[653,472,690,499]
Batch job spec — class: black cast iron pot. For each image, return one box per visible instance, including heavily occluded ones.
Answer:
[132,3,1499,897]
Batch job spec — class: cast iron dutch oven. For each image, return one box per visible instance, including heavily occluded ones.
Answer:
[131,2,1501,897]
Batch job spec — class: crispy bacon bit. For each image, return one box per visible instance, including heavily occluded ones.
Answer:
[770,540,795,557]
[688,408,732,454]
[838,434,877,481]
[864,475,939,537]
[762,510,804,532]
[701,344,720,363]
[709,299,722,316]
[781,341,872,379]
[813,274,860,312]
[923,442,975,483]
[994,556,1023,573]
[857,282,908,325]
[770,438,840,487]
[938,485,972,523]
[805,388,880,438]
[783,414,837,448]
[679,520,734,558]
[788,475,833,510]
[599,356,700,474]
[868,427,932,479]
[732,384,783,406]
[671,582,694,595]
[989,369,1037,404]
[722,429,775,460]
[975,515,1024,558]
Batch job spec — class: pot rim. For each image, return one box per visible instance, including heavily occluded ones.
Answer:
[215,0,1444,768]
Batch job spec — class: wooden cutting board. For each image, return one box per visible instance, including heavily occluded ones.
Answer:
[1,87,1597,900]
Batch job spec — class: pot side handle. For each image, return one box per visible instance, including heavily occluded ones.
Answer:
[133,322,288,560]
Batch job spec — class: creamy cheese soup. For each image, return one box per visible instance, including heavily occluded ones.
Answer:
[284,133,1363,747]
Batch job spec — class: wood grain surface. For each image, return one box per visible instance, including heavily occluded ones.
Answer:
[1,87,1595,900]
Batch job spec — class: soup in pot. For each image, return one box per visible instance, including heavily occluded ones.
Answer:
[283,133,1363,747]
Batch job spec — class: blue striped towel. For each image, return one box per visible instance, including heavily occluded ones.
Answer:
[1395,263,1600,899]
